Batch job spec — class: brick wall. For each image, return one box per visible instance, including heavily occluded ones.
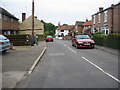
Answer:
[0,15,19,30]
[113,4,120,33]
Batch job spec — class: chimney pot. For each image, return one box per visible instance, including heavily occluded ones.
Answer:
[99,7,103,12]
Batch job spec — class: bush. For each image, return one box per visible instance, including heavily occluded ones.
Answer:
[93,32,107,37]
[107,33,120,38]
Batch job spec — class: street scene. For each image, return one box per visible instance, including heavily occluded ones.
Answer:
[0,0,120,89]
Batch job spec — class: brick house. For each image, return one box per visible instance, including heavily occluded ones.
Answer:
[74,21,85,35]
[0,7,19,35]
[83,20,92,34]
[92,2,120,34]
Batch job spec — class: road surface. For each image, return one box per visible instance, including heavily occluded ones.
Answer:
[16,39,119,88]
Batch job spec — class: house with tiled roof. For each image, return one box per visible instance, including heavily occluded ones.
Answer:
[55,25,74,39]
[0,7,19,35]
[83,20,92,34]
[73,21,85,35]
[92,2,120,34]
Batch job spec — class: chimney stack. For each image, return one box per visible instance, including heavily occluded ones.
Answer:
[22,13,26,22]
[99,7,103,12]
[86,19,88,22]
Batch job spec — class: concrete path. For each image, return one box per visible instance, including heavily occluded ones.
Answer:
[2,41,46,88]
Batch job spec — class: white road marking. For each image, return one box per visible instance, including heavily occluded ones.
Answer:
[82,57,120,83]
[49,53,65,56]
[68,47,76,53]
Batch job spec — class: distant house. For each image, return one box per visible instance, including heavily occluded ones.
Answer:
[83,20,92,34]
[19,13,44,35]
[0,7,19,35]
[73,21,85,35]
[92,2,120,34]
[55,25,74,39]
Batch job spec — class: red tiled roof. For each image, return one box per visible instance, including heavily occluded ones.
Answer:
[57,25,75,30]
[83,20,92,26]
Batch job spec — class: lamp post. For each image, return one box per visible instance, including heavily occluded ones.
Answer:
[31,0,34,46]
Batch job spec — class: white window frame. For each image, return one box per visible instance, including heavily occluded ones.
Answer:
[93,15,96,24]
[98,13,101,23]
[104,11,108,22]
[8,31,11,35]
[102,27,109,35]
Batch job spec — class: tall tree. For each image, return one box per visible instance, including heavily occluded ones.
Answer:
[41,20,58,36]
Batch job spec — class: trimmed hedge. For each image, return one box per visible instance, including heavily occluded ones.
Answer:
[4,34,32,46]
[93,33,120,50]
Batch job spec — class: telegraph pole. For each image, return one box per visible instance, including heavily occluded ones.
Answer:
[31,0,34,46]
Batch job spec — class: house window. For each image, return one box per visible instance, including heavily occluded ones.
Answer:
[104,11,108,22]
[102,27,109,35]
[0,13,2,19]
[11,18,14,23]
[8,31,11,35]
[93,15,96,24]
[98,13,100,23]
[4,15,8,20]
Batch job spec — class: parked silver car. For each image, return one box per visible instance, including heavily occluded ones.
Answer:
[0,35,10,52]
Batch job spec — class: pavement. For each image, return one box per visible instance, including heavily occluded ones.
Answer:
[2,41,46,88]
[95,45,119,56]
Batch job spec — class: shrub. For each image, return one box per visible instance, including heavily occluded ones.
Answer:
[107,33,120,38]
[93,33,119,49]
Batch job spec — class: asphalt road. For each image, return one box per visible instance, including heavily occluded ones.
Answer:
[16,39,119,88]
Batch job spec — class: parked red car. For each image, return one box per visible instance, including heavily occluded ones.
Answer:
[72,34,95,49]
[46,35,53,42]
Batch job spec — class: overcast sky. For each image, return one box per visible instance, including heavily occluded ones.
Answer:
[0,0,119,25]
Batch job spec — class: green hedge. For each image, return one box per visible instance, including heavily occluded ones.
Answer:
[93,33,120,50]
[4,34,32,46]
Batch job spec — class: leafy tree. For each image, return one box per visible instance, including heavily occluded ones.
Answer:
[41,20,57,37]
[44,31,54,37]
[18,20,21,25]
